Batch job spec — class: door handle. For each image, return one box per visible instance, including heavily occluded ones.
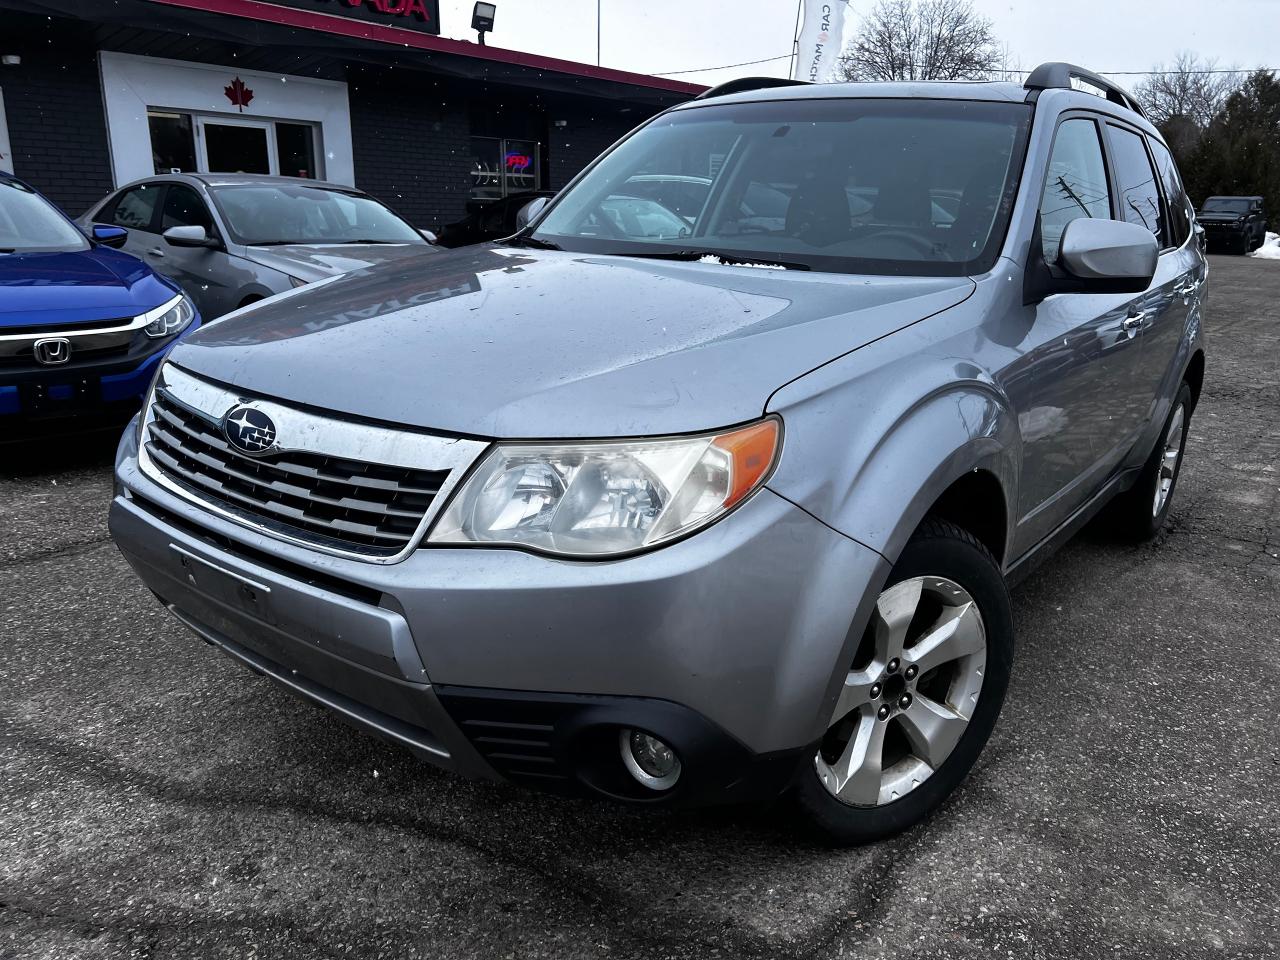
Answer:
[1122,311,1145,333]
[147,247,165,258]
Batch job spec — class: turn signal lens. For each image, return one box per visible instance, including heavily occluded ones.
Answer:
[428,417,781,558]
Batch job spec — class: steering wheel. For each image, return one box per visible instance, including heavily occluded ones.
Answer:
[858,228,939,257]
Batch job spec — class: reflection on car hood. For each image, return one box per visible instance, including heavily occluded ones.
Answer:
[241,243,439,282]
[1197,213,1247,223]
[172,245,975,438]
[0,248,179,326]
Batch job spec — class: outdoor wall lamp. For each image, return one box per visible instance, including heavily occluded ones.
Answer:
[472,3,496,45]
[1,55,21,66]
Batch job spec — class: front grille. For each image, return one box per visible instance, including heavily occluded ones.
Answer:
[143,389,450,555]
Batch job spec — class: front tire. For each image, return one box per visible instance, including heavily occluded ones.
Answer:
[793,518,1013,845]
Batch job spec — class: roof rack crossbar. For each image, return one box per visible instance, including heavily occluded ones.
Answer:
[1024,62,1146,118]
[695,76,809,101]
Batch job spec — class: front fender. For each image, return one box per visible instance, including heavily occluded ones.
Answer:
[766,346,1021,568]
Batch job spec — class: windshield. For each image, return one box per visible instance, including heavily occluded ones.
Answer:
[531,98,1032,275]
[210,184,425,246]
[0,178,90,254]
[1200,198,1251,214]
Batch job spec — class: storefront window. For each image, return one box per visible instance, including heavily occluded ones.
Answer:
[276,123,317,179]
[147,109,321,178]
[470,136,541,201]
[148,111,197,175]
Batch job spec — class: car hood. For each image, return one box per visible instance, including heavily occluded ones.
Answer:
[241,243,439,282]
[0,247,179,327]
[171,245,975,438]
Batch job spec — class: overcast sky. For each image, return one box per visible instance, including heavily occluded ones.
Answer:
[437,0,1273,87]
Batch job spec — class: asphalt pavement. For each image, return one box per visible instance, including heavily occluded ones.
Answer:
[2,255,1277,960]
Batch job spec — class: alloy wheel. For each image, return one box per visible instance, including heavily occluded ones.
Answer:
[1153,404,1185,517]
[815,576,987,807]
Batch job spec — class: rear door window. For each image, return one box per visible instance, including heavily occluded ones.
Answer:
[1039,118,1111,263]
[110,184,162,232]
[1146,138,1191,248]
[1107,125,1165,245]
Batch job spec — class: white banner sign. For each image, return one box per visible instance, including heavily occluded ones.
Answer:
[792,1,848,84]
[0,89,13,175]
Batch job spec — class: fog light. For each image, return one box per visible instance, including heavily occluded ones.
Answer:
[620,728,681,790]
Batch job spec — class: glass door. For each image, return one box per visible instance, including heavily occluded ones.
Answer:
[198,116,275,175]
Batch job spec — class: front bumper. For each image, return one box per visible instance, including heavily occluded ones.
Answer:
[0,317,200,418]
[110,425,888,805]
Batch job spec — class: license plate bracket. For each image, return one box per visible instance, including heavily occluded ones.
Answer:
[169,544,276,626]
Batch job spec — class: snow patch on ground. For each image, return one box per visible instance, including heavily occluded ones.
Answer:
[1248,232,1280,260]
[697,255,786,269]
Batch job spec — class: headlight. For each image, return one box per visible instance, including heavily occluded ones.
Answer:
[142,295,195,339]
[429,418,780,558]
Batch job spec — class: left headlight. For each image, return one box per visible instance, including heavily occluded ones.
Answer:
[428,418,781,558]
[143,295,195,339]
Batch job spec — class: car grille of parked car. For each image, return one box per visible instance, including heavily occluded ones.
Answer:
[143,390,451,556]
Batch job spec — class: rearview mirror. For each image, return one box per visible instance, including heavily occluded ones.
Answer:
[164,225,219,249]
[516,196,550,231]
[91,224,128,248]
[1025,218,1158,303]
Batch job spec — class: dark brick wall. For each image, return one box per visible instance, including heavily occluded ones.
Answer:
[2,28,113,216]
[347,68,474,232]
[547,108,642,191]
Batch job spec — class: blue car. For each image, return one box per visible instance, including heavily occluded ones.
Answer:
[1,172,200,425]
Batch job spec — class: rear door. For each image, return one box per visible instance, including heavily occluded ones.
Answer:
[1134,135,1202,417]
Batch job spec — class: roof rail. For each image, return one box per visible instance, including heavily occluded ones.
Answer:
[695,76,809,101]
[1024,62,1146,118]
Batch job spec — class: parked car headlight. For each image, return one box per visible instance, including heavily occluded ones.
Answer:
[142,295,195,339]
[429,418,780,558]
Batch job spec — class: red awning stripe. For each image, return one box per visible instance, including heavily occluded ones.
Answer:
[144,0,705,95]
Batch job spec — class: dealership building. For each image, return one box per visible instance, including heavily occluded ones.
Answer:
[0,0,702,227]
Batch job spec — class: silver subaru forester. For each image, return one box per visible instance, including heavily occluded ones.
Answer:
[110,63,1206,844]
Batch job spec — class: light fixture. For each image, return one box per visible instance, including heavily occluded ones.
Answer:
[620,729,681,790]
[1,55,21,67]
[471,2,496,45]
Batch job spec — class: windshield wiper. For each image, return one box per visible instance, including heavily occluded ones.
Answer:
[613,249,809,271]
[504,235,561,251]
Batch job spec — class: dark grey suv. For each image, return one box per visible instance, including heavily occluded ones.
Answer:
[109,63,1206,844]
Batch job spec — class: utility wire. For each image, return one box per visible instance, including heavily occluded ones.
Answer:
[654,53,794,76]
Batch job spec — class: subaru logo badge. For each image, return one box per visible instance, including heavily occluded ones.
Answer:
[33,338,72,366]
[222,405,278,456]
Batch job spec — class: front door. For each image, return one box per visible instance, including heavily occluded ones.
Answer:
[154,183,238,320]
[1016,115,1149,547]
[198,117,275,175]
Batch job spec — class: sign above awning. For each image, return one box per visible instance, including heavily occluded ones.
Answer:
[254,0,441,36]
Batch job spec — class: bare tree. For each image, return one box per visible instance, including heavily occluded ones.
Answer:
[839,0,1002,82]
[1135,52,1241,129]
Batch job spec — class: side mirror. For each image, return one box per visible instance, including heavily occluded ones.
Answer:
[515,196,550,231]
[164,225,219,249]
[419,228,438,244]
[91,224,128,249]
[1025,218,1158,303]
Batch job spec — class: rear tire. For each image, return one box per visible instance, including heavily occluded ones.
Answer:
[792,518,1013,845]
[1106,382,1192,542]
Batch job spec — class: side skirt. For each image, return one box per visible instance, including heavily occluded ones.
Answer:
[1004,465,1141,588]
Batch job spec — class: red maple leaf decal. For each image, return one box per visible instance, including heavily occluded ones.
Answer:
[224,77,254,112]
